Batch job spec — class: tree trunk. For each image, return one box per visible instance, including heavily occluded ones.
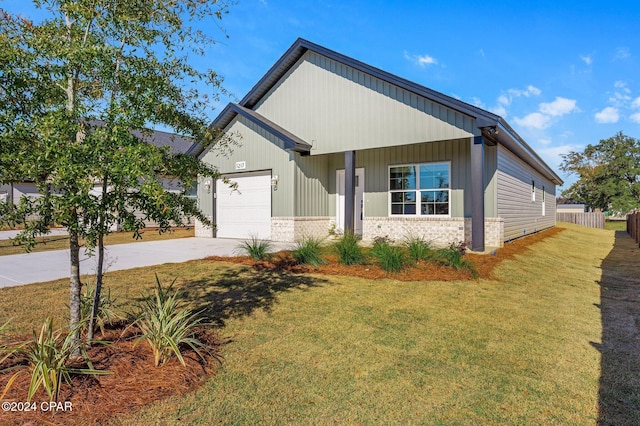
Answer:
[87,179,108,342]
[68,222,82,355]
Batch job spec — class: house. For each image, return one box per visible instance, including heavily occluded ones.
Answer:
[1,126,198,227]
[193,38,563,251]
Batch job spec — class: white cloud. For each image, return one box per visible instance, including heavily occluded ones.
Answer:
[471,97,485,108]
[580,54,593,65]
[614,80,628,89]
[404,51,438,67]
[538,137,552,146]
[490,105,507,117]
[513,112,552,129]
[595,107,620,123]
[631,97,640,109]
[497,94,509,106]
[614,47,630,60]
[630,112,640,124]
[539,97,578,116]
[507,85,541,98]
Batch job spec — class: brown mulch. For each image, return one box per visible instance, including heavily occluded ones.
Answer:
[0,325,221,426]
[207,226,565,281]
[0,227,564,425]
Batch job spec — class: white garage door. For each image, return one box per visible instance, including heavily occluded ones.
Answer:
[216,172,272,239]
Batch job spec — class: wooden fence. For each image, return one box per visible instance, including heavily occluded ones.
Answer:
[556,212,605,229]
[628,210,640,246]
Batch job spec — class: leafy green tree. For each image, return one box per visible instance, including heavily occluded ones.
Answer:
[0,0,234,347]
[560,132,640,215]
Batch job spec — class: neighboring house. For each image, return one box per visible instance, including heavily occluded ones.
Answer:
[193,38,563,251]
[2,127,197,227]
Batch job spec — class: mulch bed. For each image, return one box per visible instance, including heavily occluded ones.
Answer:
[0,227,563,425]
[0,325,220,426]
[207,227,565,281]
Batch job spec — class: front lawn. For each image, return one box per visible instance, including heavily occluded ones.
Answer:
[0,223,635,424]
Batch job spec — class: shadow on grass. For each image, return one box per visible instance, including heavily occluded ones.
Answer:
[178,265,329,328]
[595,230,640,426]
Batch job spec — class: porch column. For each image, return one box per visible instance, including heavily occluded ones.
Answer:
[470,136,485,251]
[344,150,356,234]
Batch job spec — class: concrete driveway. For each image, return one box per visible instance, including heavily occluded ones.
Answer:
[0,228,68,240]
[0,237,292,288]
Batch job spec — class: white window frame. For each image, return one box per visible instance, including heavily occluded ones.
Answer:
[531,180,536,202]
[388,161,451,217]
[542,186,546,216]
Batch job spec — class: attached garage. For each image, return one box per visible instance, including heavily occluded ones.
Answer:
[215,171,272,239]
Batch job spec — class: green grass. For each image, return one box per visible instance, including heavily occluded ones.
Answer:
[0,228,194,256]
[0,224,635,424]
[605,219,627,231]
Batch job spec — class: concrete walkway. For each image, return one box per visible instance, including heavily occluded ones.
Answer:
[0,237,292,288]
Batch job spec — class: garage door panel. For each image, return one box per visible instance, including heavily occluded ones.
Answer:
[216,172,271,239]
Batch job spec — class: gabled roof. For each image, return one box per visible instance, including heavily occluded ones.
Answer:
[212,103,311,153]
[88,120,196,155]
[208,38,563,185]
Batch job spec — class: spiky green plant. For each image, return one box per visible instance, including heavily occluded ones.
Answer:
[235,235,274,261]
[434,242,478,278]
[1,318,110,402]
[80,284,120,336]
[404,236,434,263]
[370,239,406,272]
[134,275,206,367]
[292,236,327,267]
[334,232,365,265]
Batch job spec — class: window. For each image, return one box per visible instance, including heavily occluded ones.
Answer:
[542,186,546,216]
[389,163,450,216]
[531,180,535,202]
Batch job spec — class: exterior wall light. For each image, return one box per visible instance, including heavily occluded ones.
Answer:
[271,175,279,191]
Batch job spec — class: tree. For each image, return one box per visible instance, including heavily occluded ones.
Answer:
[560,132,640,215]
[0,1,234,348]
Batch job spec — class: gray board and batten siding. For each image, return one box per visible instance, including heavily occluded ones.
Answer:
[253,50,476,155]
[198,115,296,218]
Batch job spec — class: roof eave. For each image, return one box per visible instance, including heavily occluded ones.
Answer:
[495,119,564,185]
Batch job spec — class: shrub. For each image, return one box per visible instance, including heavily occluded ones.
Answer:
[80,284,120,336]
[292,236,327,267]
[1,318,110,402]
[334,232,365,265]
[404,236,433,263]
[134,275,206,367]
[371,239,406,272]
[434,241,478,278]
[235,235,273,261]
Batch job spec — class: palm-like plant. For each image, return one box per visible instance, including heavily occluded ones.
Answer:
[1,318,110,402]
[134,275,206,367]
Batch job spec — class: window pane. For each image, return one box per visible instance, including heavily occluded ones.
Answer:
[390,166,416,190]
[404,203,416,214]
[421,191,434,202]
[391,204,403,215]
[435,203,449,215]
[420,164,449,189]
[434,190,448,202]
[391,192,405,203]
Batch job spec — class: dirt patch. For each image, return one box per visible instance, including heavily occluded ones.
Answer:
[0,325,220,426]
[207,227,565,281]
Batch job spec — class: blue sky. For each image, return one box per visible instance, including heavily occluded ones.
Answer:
[5,0,640,190]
